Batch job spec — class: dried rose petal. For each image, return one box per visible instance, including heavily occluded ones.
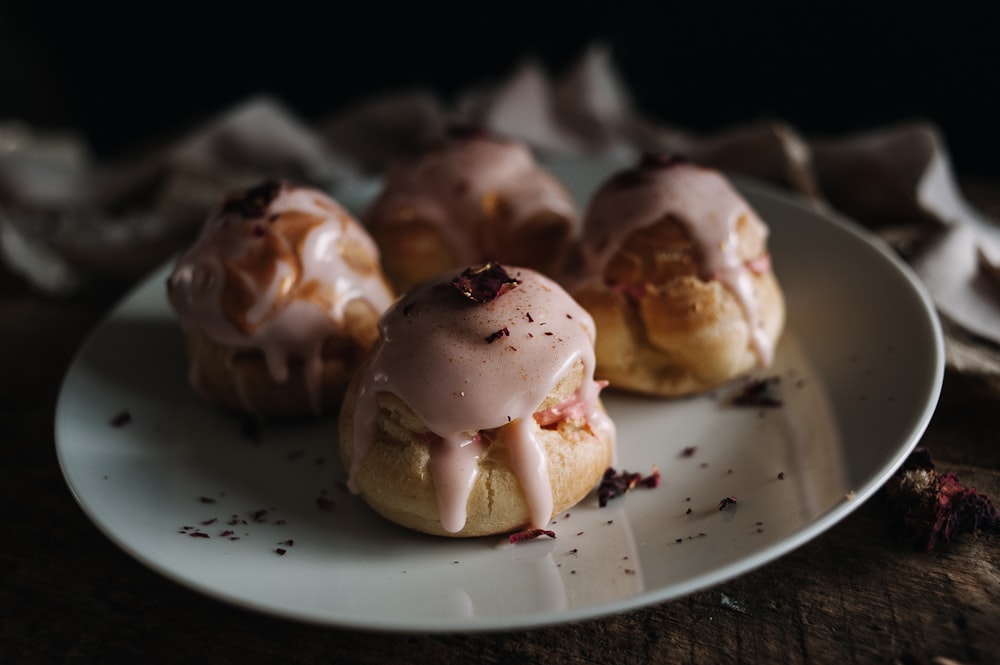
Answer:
[598,466,660,507]
[221,180,282,218]
[485,326,510,344]
[885,447,1000,551]
[509,528,556,544]
[451,262,521,303]
[930,473,1000,548]
[640,466,661,488]
[731,377,783,408]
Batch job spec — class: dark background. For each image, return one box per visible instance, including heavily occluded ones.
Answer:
[2,2,998,177]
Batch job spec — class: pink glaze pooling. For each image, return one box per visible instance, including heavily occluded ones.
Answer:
[167,180,395,413]
[581,158,776,366]
[363,132,577,263]
[349,265,614,534]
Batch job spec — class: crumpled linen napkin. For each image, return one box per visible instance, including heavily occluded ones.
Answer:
[0,99,356,293]
[1,42,997,380]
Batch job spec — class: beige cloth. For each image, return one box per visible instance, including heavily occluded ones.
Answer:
[1,42,997,380]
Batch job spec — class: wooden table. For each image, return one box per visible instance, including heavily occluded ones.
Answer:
[3,188,999,665]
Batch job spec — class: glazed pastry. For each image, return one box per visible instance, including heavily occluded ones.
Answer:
[339,262,616,537]
[566,154,785,397]
[362,126,579,293]
[167,180,395,417]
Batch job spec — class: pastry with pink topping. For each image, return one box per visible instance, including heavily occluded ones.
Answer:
[566,154,786,397]
[362,126,579,294]
[339,262,616,537]
[167,180,395,417]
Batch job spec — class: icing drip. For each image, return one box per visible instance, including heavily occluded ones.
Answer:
[582,159,775,366]
[349,266,608,533]
[167,181,395,411]
[504,418,552,531]
[427,432,487,533]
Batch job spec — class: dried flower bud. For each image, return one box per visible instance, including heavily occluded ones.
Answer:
[884,447,1000,551]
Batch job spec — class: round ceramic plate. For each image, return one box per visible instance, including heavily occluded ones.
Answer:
[55,159,943,632]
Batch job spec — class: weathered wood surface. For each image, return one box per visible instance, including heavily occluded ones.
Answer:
[2,223,998,665]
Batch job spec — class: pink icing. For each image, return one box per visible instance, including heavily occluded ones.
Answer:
[167,180,395,413]
[363,132,577,264]
[349,265,614,533]
[580,158,776,366]
[534,380,610,427]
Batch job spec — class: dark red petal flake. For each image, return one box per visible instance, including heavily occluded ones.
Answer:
[731,377,783,408]
[509,528,556,544]
[598,466,660,507]
[221,180,283,218]
[718,496,738,510]
[485,326,510,344]
[451,262,521,303]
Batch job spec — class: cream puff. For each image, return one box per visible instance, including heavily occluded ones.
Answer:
[339,262,616,537]
[566,154,785,397]
[167,179,395,417]
[362,126,579,293]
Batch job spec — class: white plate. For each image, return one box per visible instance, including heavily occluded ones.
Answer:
[55,160,943,632]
